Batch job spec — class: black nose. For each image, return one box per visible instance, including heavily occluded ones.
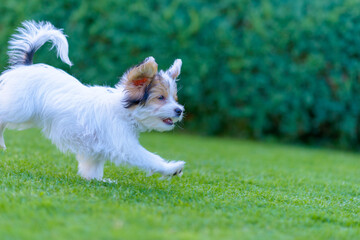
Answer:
[174,108,183,116]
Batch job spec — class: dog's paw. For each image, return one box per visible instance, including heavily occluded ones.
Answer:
[162,161,185,177]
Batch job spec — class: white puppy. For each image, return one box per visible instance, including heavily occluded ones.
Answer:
[0,21,185,180]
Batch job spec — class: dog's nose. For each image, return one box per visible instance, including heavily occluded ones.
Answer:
[174,108,183,116]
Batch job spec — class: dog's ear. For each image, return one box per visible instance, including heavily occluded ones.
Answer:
[121,57,158,108]
[124,57,158,86]
[166,59,182,80]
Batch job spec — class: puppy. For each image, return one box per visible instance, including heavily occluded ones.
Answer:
[0,21,185,180]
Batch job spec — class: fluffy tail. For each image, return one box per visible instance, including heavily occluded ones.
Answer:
[7,20,72,67]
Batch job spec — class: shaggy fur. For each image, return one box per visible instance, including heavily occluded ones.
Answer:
[0,21,185,180]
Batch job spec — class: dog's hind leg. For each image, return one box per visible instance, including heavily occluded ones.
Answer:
[76,154,105,180]
[0,123,6,150]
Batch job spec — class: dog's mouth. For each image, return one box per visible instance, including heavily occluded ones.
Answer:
[162,118,174,125]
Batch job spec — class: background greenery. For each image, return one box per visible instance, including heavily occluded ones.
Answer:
[1,2,360,239]
[1,0,360,148]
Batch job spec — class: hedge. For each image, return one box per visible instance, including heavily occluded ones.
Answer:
[1,0,360,148]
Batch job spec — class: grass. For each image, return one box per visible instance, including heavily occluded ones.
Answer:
[0,129,360,240]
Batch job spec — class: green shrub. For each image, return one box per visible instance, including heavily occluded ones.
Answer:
[1,0,360,148]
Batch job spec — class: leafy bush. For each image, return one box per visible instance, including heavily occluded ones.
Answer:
[1,0,360,148]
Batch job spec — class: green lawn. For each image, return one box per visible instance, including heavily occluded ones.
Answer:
[0,129,360,239]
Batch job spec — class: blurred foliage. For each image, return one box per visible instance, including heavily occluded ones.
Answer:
[1,0,360,148]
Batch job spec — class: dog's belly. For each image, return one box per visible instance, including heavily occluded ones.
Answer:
[6,122,36,130]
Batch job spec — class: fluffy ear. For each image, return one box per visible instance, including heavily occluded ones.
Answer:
[166,59,182,79]
[124,56,158,86]
[120,57,158,108]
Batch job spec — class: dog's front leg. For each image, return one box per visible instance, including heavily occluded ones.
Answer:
[127,146,185,177]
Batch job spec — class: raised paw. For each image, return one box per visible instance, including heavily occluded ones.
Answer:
[162,161,185,177]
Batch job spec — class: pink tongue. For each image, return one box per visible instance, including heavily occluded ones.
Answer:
[163,118,173,125]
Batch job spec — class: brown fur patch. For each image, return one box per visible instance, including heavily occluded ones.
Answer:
[148,74,169,101]
[126,60,157,84]
[174,91,178,102]
[146,74,178,105]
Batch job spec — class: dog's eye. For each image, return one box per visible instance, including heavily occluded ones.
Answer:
[158,95,165,100]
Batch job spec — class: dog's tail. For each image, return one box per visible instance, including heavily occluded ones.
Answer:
[7,20,72,67]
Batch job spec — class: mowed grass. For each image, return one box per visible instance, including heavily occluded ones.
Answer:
[0,129,360,239]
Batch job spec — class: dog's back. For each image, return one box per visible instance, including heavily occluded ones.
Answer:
[0,21,101,148]
[0,21,77,128]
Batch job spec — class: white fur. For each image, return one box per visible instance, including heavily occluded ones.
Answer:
[166,59,182,79]
[0,21,185,180]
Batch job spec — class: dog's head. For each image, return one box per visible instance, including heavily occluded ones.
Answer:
[118,57,184,132]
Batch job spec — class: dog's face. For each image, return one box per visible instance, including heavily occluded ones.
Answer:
[119,57,184,132]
